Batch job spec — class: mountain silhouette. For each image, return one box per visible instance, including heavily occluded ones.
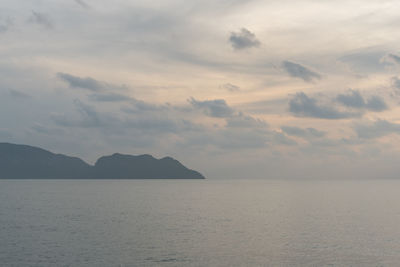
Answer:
[0,143,204,179]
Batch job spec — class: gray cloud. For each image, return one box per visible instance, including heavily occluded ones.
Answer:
[51,98,194,135]
[289,92,360,119]
[189,98,235,118]
[57,73,126,92]
[336,90,388,112]
[124,117,177,133]
[58,73,105,91]
[226,112,267,128]
[220,83,240,92]
[88,93,131,102]
[123,117,197,134]
[8,89,31,99]
[354,119,400,139]
[28,11,53,29]
[75,0,90,9]
[339,50,388,73]
[124,112,203,134]
[238,98,288,114]
[189,98,268,133]
[272,131,297,146]
[122,99,168,113]
[365,95,387,111]
[281,126,325,139]
[387,53,400,64]
[71,99,106,127]
[0,17,13,33]
[181,128,269,150]
[229,28,260,50]
[52,99,111,128]
[31,124,64,135]
[336,90,365,108]
[392,77,400,87]
[282,61,321,82]
[391,77,400,94]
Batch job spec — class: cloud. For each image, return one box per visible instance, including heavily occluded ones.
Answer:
[124,111,203,134]
[354,119,400,139]
[8,89,31,99]
[229,28,260,50]
[185,97,276,148]
[289,92,360,119]
[124,117,182,134]
[220,83,240,92]
[238,98,288,114]
[122,98,169,113]
[31,124,64,135]
[392,77,400,87]
[189,98,268,134]
[75,0,90,9]
[391,77,400,94]
[226,112,267,128]
[282,61,321,82]
[28,11,53,29]
[365,96,387,111]
[189,98,235,118]
[52,99,111,128]
[281,126,325,139]
[0,17,13,33]
[182,128,269,150]
[339,50,388,73]
[272,131,297,146]
[51,99,192,135]
[71,99,106,127]
[336,90,388,112]
[387,53,400,64]
[58,73,105,91]
[88,93,131,102]
[336,90,365,108]
[57,73,126,92]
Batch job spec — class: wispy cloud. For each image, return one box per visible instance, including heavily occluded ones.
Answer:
[28,11,53,29]
[52,99,109,128]
[57,73,126,92]
[8,89,31,99]
[75,0,90,9]
[282,61,321,82]
[220,83,240,92]
[0,17,13,33]
[281,126,326,139]
[88,93,131,102]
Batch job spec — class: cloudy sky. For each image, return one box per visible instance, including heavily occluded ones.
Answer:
[2,0,400,179]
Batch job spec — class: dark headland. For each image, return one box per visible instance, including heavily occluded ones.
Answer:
[0,143,204,179]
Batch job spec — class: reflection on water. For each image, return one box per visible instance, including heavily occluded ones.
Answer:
[1,179,400,266]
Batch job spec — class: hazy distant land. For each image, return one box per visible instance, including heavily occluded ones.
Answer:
[0,143,204,179]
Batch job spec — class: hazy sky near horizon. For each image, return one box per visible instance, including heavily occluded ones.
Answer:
[2,0,400,179]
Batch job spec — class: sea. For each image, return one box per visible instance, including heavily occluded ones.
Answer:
[1,179,400,266]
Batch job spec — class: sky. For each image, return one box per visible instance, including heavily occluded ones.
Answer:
[2,0,400,179]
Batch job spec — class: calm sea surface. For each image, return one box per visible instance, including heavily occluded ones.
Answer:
[1,179,400,266]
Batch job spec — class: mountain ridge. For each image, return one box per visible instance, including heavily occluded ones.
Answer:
[0,142,204,179]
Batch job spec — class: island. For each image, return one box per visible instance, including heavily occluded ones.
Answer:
[0,143,205,179]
